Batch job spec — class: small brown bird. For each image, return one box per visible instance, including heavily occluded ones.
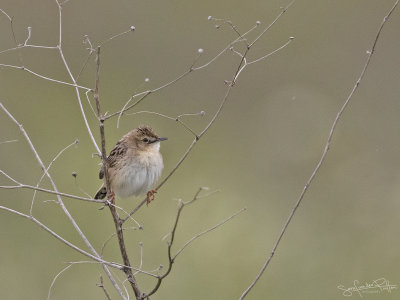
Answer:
[94,125,167,204]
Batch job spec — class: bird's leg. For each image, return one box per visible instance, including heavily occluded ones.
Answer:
[109,191,115,205]
[146,190,157,205]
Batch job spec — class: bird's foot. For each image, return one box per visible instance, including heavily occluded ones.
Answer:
[146,190,157,206]
[108,191,115,205]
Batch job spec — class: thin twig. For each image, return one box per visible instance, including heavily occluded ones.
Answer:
[133,242,144,276]
[126,110,204,137]
[114,70,191,126]
[97,276,112,300]
[238,1,399,299]
[30,140,79,215]
[0,44,57,55]
[0,8,12,21]
[54,2,101,155]
[47,264,74,300]
[248,0,296,48]
[65,261,158,278]
[0,182,104,203]
[99,28,135,47]
[233,37,294,81]
[0,139,18,144]
[0,8,23,64]
[0,64,91,90]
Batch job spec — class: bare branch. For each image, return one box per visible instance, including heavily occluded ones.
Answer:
[97,276,112,300]
[92,45,143,299]
[30,139,79,215]
[0,8,12,20]
[114,70,191,126]
[133,242,144,276]
[0,183,104,203]
[65,261,159,279]
[248,0,296,48]
[47,264,74,300]
[192,21,260,71]
[238,1,399,299]
[53,2,101,156]
[0,139,18,145]
[234,37,294,81]
[0,169,20,184]
[0,64,91,90]
[0,8,22,64]
[126,110,205,137]
[99,27,135,47]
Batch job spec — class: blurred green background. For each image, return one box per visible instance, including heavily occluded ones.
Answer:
[1,0,400,299]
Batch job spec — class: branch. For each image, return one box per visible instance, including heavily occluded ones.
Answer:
[47,264,74,300]
[30,139,80,214]
[97,276,112,300]
[92,46,143,299]
[238,0,399,298]
[0,183,104,203]
[126,110,205,138]
[0,139,18,145]
[144,188,245,298]
[0,64,91,90]
[0,8,22,64]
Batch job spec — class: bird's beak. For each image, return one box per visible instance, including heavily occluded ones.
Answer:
[157,137,168,142]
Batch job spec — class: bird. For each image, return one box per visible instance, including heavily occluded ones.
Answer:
[94,125,167,205]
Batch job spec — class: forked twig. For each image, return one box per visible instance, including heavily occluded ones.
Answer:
[144,188,244,298]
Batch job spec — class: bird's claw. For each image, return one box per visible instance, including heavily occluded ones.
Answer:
[146,190,157,206]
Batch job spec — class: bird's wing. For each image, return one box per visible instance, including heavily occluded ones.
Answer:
[98,140,127,179]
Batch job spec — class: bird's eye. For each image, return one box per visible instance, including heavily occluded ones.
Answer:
[142,138,149,143]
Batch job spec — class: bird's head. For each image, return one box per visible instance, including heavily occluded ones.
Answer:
[131,125,167,151]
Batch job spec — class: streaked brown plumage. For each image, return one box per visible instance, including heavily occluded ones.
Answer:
[94,125,167,203]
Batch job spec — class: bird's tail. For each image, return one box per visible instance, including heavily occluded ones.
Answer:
[94,185,107,199]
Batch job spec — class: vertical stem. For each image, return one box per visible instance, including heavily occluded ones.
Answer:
[93,46,143,299]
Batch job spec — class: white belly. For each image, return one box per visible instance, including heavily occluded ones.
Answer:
[113,154,163,198]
